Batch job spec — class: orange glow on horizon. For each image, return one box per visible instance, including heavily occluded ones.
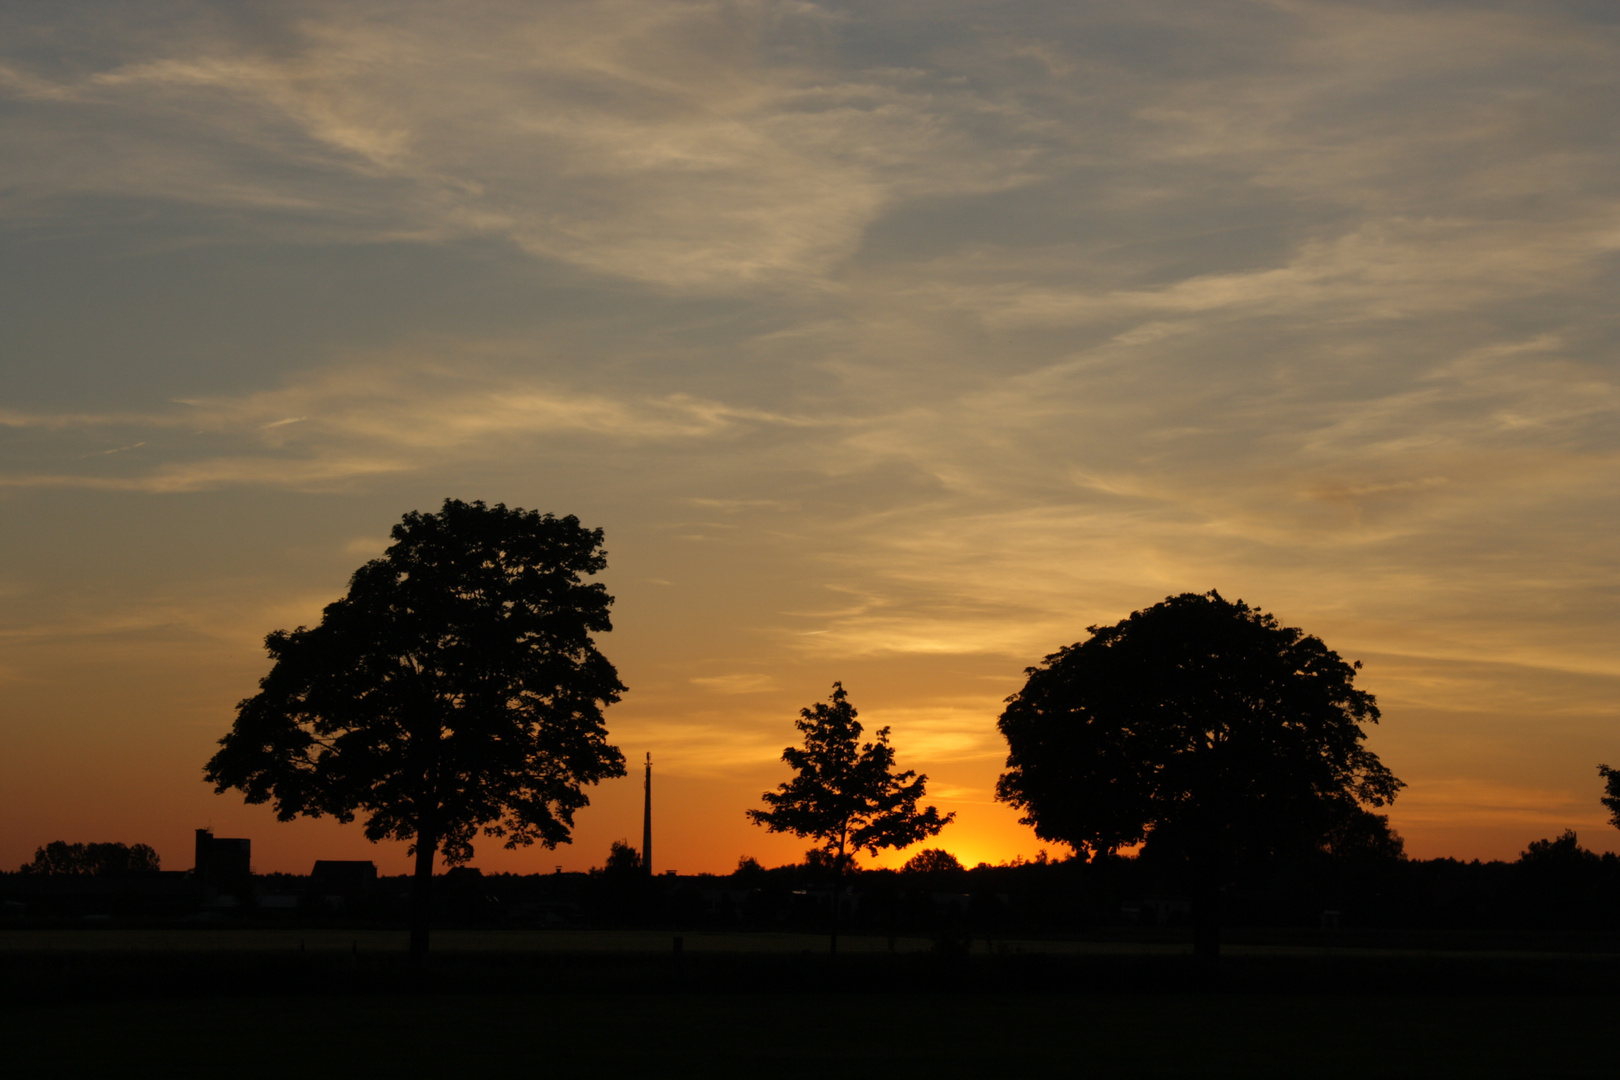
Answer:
[3,2,1617,880]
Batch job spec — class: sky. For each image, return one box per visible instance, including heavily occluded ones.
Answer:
[2,0,1617,877]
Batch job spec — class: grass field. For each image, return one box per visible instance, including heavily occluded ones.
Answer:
[5,990,1615,1078]
[2,929,1615,1078]
[1,924,1613,959]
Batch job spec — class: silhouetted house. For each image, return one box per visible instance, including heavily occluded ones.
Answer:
[503,872,588,928]
[1122,893,1190,925]
[193,829,251,890]
[310,860,378,912]
[699,887,759,925]
[311,860,378,886]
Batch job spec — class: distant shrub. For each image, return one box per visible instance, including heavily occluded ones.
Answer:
[902,848,964,874]
[19,841,160,875]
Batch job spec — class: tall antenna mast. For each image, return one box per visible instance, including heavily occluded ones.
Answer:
[642,752,653,878]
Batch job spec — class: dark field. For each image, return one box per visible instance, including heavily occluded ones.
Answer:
[8,992,1619,1078]
[3,930,1615,1078]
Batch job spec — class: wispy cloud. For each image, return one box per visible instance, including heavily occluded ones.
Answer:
[1394,778,1605,832]
[0,1,1040,288]
[0,352,823,492]
[690,673,777,695]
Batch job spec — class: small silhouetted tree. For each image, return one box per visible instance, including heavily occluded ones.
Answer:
[1519,829,1598,867]
[996,591,1400,958]
[205,499,626,957]
[902,848,964,874]
[801,846,855,876]
[602,839,642,875]
[1599,765,1620,832]
[747,682,953,953]
[18,841,160,875]
[1517,829,1602,921]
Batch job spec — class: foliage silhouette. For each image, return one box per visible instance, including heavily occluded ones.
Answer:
[18,841,159,875]
[601,839,642,875]
[1516,829,1605,923]
[205,499,625,956]
[1599,765,1620,832]
[747,682,952,952]
[800,846,857,876]
[995,590,1400,957]
[1519,829,1600,867]
[1320,804,1406,864]
[902,848,965,874]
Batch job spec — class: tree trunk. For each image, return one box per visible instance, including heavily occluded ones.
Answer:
[1190,746,1224,963]
[830,866,842,956]
[409,831,436,960]
[829,837,846,956]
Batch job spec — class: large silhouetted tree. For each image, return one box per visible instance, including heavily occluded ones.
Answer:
[748,682,953,953]
[995,590,1401,958]
[205,499,626,956]
[1600,765,1620,832]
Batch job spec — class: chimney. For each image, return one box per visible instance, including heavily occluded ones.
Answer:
[642,752,652,877]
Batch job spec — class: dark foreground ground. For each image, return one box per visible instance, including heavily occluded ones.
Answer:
[3,930,1615,1078]
[8,991,1617,1079]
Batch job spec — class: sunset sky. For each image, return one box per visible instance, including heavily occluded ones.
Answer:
[3,0,1616,877]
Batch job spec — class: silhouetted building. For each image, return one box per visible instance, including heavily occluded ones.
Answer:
[193,828,251,887]
[310,860,379,912]
[311,860,378,886]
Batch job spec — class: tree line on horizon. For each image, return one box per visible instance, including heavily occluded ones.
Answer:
[57,497,1594,957]
[17,826,1619,946]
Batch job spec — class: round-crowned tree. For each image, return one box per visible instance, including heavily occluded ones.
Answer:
[995,590,1400,956]
[205,499,626,955]
[901,848,965,874]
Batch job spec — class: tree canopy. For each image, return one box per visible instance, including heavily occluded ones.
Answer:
[749,683,953,867]
[601,839,642,875]
[1519,829,1600,868]
[205,498,626,953]
[18,841,159,875]
[902,848,965,874]
[748,682,952,950]
[995,590,1401,954]
[1599,765,1620,832]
